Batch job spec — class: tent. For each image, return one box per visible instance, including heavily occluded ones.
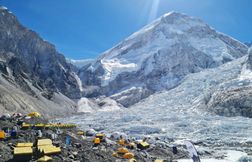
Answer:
[21,123,31,129]
[37,155,52,162]
[86,129,96,136]
[137,142,150,150]
[41,147,61,155]
[118,139,126,146]
[155,160,164,162]
[13,147,33,162]
[123,152,134,159]
[37,139,53,146]
[12,113,23,118]
[77,130,85,135]
[1,113,11,119]
[14,147,33,155]
[16,143,33,147]
[93,138,101,145]
[0,131,5,139]
[117,147,129,154]
[95,133,106,142]
[112,152,119,158]
[27,112,41,117]
[3,113,11,118]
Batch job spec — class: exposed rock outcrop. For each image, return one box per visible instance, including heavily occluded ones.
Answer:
[206,48,252,118]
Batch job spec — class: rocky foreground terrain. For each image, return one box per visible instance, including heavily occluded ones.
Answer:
[0,115,188,162]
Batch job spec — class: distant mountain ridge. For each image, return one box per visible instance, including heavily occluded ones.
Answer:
[66,58,94,68]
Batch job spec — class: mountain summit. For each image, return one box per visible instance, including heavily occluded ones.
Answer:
[78,11,248,107]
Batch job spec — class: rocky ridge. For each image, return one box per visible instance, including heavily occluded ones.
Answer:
[0,6,81,116]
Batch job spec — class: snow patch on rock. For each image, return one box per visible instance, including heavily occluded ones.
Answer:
[100,59,137,86]
[0,6,8,10]
[239,66,252,80]
[73,72,83,92]
[77,97,95,113]
[77,97,122,113]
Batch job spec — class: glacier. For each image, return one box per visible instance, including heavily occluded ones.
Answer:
[58,56,252,161]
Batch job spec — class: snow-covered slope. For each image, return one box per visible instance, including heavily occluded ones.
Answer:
[79,12,248,107]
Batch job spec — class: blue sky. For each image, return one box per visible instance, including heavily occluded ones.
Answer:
[0,0,251,59]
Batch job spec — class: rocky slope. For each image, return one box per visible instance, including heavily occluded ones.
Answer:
[0,6,80,116]
[78,12,248,107]
[207,48,252,117]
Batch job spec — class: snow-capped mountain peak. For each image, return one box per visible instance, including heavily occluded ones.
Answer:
[79,11,248,107]
[0,6,8,10]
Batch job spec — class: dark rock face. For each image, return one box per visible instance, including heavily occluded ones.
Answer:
[205,48,252,118]
[246,48,252,69]
[0,7,81,99]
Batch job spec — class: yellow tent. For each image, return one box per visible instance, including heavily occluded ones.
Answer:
[123,152,134,159]
[112,152,119,157]
[42,147,61,155]
[16,143,33,147]
[137,141,150,150]
[117,147,129,154]
[27,112,41,117]
[155,160,164,162]
[0,131,5,139]
[118,139,126,146]
[93,138,101,145]
[37,139,53,146]
[14,147,33,155]
[37,155,52,162]
[77,130,85,135]
[21,123,31,129]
